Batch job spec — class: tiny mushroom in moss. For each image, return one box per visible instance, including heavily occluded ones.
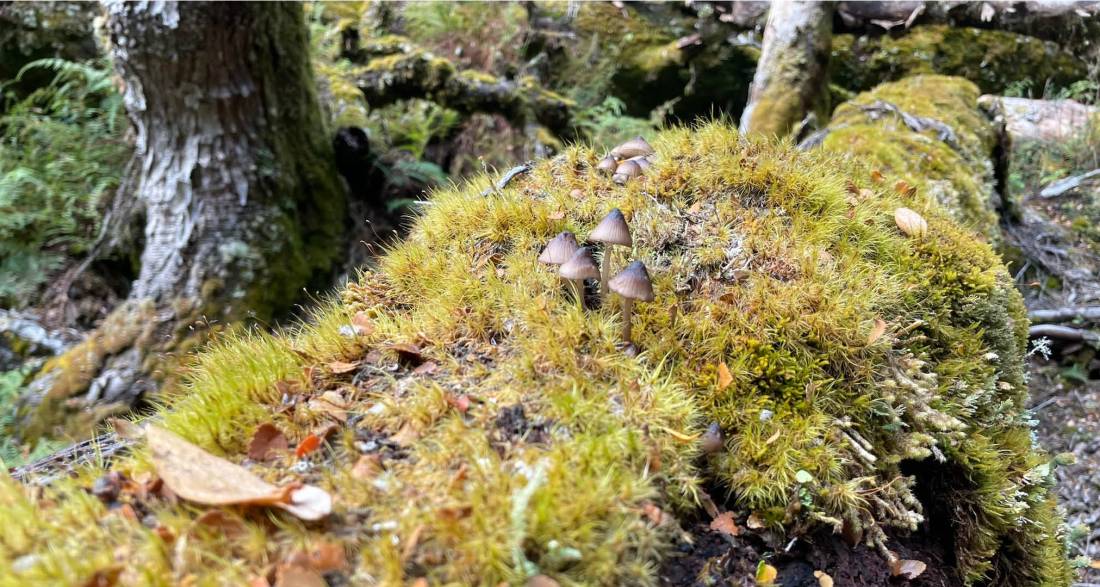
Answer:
[608,261,655,345]
[610,136,655,160]
[701,422,724,454]
[539,231,580,266]
[559,247,600,309]
[596,155,618,175]
[612,159,643,185]
[589,209,633,300]
[628,155,652,172]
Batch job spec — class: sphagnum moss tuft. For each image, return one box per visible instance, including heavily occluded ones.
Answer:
[0,122,1068,586]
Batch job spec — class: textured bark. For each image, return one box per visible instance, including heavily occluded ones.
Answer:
[25,1,346,427]
[739,0,833,138]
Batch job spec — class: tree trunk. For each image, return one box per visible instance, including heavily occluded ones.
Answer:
[739,0,833,138]
[22,1,345,442]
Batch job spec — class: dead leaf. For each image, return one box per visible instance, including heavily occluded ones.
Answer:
[389,343,424,366]
[890,558,927,579]
[274,566,325,587]
[709,511,741,536]
[527,576,561,587]
[641,502,667,525]
[870,169,885,183]
[292,541,347,573]
[143,425,331,520]
[82,566,122,587]
[409,579,429,587]
[437,505,473,521]
[295,434,321,459]
[547,210,565,220]
[756,562,778,585]
[867,318,887,345]
[814,570,834,587]
[191,510,247,538]
[764,429,781,445]
[447,393,471,414]
[1091,559,1100,570]
[894,207,928,238]
[401,524,425,562]
[351,454,382,481]
[351,312,374,336]
[412,361,439,376]
[248,423,288,461]
[327,361,359,374]
[746,512,765,529]
[389,424,420,447]
[894,179,916,197]
[716,362,733,390]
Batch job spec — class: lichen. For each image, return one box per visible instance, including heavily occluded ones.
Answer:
[830,25,1087,96]
[821,75,1001,240]
[0,123,1068,586]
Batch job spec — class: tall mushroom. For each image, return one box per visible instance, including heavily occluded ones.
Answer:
[589,209,632,300]
[610,136,655,160]
[608,261,654,345]
[538,231,580,266]
[559,247,600,309]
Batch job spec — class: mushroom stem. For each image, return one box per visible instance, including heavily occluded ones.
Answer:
[600,249,612,301]
[572,279,585,309]
[620,297,634,343]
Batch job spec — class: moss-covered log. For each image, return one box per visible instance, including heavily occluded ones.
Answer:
[831,25,1088,96]
[354,36,574,138]
[813,75,1001,241]
[21,2,346,444]
[740,0,833,137]
[0,122,1068,586]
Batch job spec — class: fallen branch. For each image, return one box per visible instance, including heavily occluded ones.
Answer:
[1028,324,1100,343]
[1028,306,1100,324]
[1038,168,1100,199]
[8,433,131,485]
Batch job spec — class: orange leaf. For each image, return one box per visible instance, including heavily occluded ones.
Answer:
[274,566,325,587]
[889,558,927,579]
[709,511,741,536]
[717,362,733,390]
[870,169,885,183]
[867,318,887,345]
[295,434,321,458]
[351,454,382,481]
[247,423,288,461]
[293,540,347,573]
[351,311,374,336]
[328,361,359,374]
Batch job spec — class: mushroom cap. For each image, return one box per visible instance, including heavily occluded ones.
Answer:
[589,208,632,247]
[609,261,654,301]
[610,136,655,159]
[596,155,618,175]
[559,247,600,281]
[612,159,642,185]
[538,231,580,265]
[627,155,652,171]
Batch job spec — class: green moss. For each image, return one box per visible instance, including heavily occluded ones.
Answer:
[831,26,1087,95]
[822,75,1001,240]
[0,123,1067,586]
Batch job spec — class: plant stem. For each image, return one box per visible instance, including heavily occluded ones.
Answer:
[572,279,585,309]
[621,298,634,343]
[600,248,612,301]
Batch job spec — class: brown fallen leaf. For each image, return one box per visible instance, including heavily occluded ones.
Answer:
[867,318,887,345]
[412,361,439,376]
[288,540,347,573]
[437,505,473,522]
[716,362,733,390]
[248,423,288,461]
[351,311,374,336]
[641,502,667,526]
[746,512,765,529]
[409,579,429,587]
[389,424,420,447]
[351,454,383,481]
[401,524,425,562]
[890,558,927,579]
[547,210,565,220]
[82,566,122,587]
[527,576,561,587]
[190,510,247,538]
[274,566,325,587]
[814,570,834,587]
[894,207,928,238]
[447,393,471,414]
[870,169,885,183]
[389,343,424,366]
[295,434,321,459]
[709,511,741,536]
[143,425,331,520]
[894,179,916,197]
[327,360,359,374]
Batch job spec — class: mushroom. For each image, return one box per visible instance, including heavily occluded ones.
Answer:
[559,247,600,308]
[627,154,652,171]
[610,136,655,160]
[608,261,654,345]
[588,208,632,300]
[538,231,580,266]
[612,159,642,185]
[596,155,618,175]
[701,422,724,454]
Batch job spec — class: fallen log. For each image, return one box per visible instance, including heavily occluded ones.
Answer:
[1028,306,1100,324]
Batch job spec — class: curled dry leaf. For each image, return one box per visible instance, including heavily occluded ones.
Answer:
[746,512,765,529]
[870,169,885,183]
[327,360,359,374]
[351,454,382,481]
[894,179,916,197]
[890,558,927,579]
[814,570,834,587]
[717,362,733,390]
[894,207,928,238]
[867,318,887,345]
[248,423,288,461]
[287,540,347,573]
[143,425,331,521]
[709,511,741,536]
[190,510,247,538]
[351,311,374,336]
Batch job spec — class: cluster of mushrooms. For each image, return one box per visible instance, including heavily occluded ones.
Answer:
[538,208,654,347]
[596,136,655,185]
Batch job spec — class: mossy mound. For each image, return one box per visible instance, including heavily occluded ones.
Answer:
[820,75,1000,241]
[831,25,1087,96]
[0,123,1068,586]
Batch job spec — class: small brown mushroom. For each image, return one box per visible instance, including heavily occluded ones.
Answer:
[538,231,580,266]
[588,208,632,300]
[610,136,655,160]
[612,159,642,185]
[701,422,724,454]
[608,261,654,345]
[596,155,618,175]
[628,155,652,171]
[559,247,600,309]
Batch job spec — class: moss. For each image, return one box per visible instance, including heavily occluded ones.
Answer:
[0,123,1068,586]
[821,75,1001,240]
[831,26,1087,96]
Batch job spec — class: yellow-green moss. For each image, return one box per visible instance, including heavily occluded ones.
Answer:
[822,75,1001,240]
[831,25,1087,95]
[0,123,1068,586]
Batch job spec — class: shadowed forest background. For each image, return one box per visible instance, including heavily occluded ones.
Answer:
[1,1,1100,585]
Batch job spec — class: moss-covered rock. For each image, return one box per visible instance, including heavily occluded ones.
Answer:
[831,25,1087,96]
[820,75,1001,240]
[0,123,1068,586]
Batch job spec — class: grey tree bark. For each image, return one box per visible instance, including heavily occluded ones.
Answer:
[739,0,833,138]
[22,1,346,442]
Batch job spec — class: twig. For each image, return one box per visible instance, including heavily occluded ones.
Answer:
[1038,168,1100,199]
[1028,306,1100,324]
[8,433,132,485]
[480,163,533,196]
[1028,324,1100,343]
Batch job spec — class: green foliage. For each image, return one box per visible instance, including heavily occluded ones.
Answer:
[0,58,128,307]
[571,96,659,152]
[0,367,61,468]
[401,1,527,72]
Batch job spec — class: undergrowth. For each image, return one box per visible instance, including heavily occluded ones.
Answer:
[0,122,1068,586]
